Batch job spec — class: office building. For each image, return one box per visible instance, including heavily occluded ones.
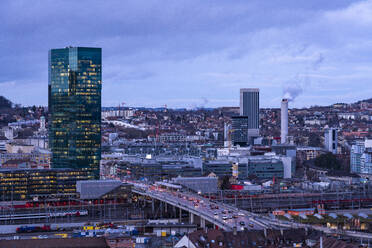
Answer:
[272,144,296,175]
[49,47,102,178]
[239,88,260,139]
[0,168,91,201]
[324,128,338,154]
[203,155,291,179]
[237,157,285,180]
[231,116,249,146]
[203,160,233,178]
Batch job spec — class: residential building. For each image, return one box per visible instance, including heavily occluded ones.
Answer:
[324,128,338,154]
[297,147,326,165]
[0,148,51,169]
[350,140,372,174]
[159,133,186,143]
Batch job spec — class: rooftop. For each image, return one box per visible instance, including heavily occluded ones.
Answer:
[0,237,109,248]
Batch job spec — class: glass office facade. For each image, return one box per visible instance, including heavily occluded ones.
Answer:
[238,159,284,179]
[231,116,249,146]
[0,168,91,200]
[49,47,101,179]
[239,88,260,129]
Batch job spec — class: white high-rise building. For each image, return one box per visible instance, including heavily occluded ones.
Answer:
[351,139,372,174]
[324,128,338,154]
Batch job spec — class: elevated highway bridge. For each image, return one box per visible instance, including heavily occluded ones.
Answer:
[126,180,372,240]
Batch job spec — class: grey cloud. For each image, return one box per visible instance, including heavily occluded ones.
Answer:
[0,0,369,107]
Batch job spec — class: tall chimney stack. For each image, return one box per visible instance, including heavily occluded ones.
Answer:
[281,99,288,144]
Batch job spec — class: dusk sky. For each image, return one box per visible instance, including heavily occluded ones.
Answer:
[1,0,372,108]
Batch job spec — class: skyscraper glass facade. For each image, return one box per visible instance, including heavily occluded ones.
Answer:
[231,116,249,146]
[240,88,259,129]
[49,47,101,179]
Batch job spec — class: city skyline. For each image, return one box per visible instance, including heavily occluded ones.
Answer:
[1,1,372,245]
[1,0,372,108]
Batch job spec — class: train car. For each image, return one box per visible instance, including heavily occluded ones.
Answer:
[16,225,51,233]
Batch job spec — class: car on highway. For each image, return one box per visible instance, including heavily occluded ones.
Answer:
[239,221,245,226]
[222,216,228,220]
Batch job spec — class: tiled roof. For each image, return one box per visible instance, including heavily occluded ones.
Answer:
[314,237,359,248]
[0,237,110,248]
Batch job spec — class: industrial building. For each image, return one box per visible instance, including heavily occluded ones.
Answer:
[76,180,132,200]
[172,176,218,194]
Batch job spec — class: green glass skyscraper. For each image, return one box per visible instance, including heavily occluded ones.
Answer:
[48,47,101,179]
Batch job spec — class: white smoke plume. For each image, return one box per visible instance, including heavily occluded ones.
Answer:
[283,52,325,102]
[283,83,303,102]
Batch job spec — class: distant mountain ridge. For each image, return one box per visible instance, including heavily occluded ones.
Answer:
[356,98,372,104]
[1,95,372,110]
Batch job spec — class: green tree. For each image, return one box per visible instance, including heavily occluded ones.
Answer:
[308,134,321,147]
[220,175,231,190]
[314,153,342,170]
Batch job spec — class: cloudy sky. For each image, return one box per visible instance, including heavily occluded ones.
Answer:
[1,0,372,108]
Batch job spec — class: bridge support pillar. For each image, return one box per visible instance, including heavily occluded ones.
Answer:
[165,203,167,213]
[189,213,194,224]
[200,218,206,229]
[151,199,155,213]
[179,208,182,222]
